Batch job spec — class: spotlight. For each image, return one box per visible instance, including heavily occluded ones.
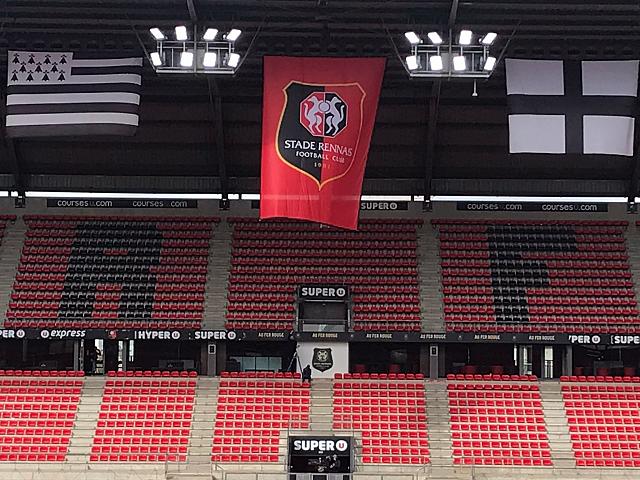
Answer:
[150,51,163,67]
[175,25,188,41]
[453,55,467,71]
[149,28,165,40]
[404,31,421,45]
[458,30,472,45]
[406,55,419,71]
[481,32,497,45]
[483,56,496,71]
[429,55,443,71]
[427,32,443,45]
[180,51,194,67]
[226,29,242,42]
[203,51,217,68]
[227,52,240,68]
[203,28,219,41]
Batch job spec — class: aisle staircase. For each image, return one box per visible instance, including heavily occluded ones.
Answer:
[202,220,232,330]
[418,223,444,332]
[188,376,219,463]
[67,376,105,463]
[425,380,452,467]
[539,381,575,468]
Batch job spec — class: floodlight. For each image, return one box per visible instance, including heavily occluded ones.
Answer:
[175,25,188,41]
[429,55,443,71]
[481,32,497,45]
[149,28,165,40]
[226,29,242,42]
[203,28,218,41]
[227,53,240,68]
[180,51,194,67]
[427,32,443,45]
[484,56,496,71]
[150,52,163,66]
[203,51,218,68]
[453,55,467,71]
[406,55,419,71]
[459,30,472,45]
[404,31,421,45]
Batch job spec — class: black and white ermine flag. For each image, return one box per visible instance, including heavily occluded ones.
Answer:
[5,51,143,137]
[506,59,639,156]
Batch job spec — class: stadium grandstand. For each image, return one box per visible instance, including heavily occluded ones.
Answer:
[1,1,640,480]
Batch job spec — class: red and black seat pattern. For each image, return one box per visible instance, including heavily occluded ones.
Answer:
[6,215,218,329]
[434,220,638,334]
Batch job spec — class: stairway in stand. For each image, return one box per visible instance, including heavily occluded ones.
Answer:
[68,376,105,463]
[425,380,452,467]
[539,381,575,468]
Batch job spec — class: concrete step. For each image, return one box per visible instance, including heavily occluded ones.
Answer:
[67,376,105,458]
[188,376,221,460]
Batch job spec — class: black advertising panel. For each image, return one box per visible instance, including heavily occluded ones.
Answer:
[289,436,353,473]
[456,201,608,213]
[2,328,640,346]
[252,200,410,211]
[359,201,409,211]
[46,198,198,209]
[298,285,349,301]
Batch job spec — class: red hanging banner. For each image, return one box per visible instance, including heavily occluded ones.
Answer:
[260,56,386,230]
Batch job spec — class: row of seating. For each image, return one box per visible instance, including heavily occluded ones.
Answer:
[92,373,196,463]
[332,377,429,465]
[0,371,82,462]
[561,377,640,466]
[7,216,216,329]
[437,220,639,333]
[227,218,422,331]
[447,378,551,465]
[211,372,311,463]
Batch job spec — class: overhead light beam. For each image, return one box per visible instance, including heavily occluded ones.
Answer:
[226,29,242,42]
[458,30,472,45]
[149,28,165,40]
[404,31,421,45]
[406,55,419,71]
[427,32,443,45]
[175,25,188,41]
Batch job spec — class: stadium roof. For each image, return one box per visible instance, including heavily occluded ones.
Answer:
[1,0,639,198]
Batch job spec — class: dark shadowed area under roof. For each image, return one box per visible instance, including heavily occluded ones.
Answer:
[0,0,639,197]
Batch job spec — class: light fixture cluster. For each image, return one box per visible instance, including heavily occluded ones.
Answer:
[149,25,243,74]
[404,29,497,78]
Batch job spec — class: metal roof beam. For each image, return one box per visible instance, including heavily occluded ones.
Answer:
[448,0,460,28]
[424,81,441,200]
[208,78,229,203]
[186,0,198,23]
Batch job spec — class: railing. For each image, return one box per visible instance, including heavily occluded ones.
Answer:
[164,457,226,480]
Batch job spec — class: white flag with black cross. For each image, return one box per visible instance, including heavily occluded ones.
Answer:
[506,58,639,156]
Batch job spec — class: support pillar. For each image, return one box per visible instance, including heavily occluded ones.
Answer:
[419,345,429,376]
[429,344,439,379]
[119,340,128,371]
[563,345,573,376]
[216,341,227,376]
[73,340,80,372]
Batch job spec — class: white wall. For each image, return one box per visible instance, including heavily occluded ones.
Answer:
[296,342,349,379]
